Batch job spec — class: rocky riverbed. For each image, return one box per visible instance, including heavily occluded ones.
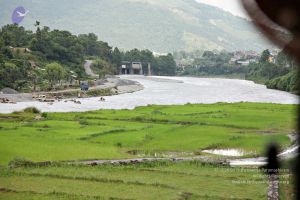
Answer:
[0,77,143,103]
[0,75,298,113]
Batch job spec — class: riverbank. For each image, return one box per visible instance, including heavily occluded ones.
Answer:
[177,73,299,94]
[0,77,144,103]
[178,73,246,80]
[0,76,298,114]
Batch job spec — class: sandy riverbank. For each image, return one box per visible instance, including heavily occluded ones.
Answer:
[0,77,144,103]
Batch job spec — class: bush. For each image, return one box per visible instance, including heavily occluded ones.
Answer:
[115,142,123,147]
[41,112,48,118]
[266,70,299,93]
[86,88,113,97]
[23,107,41,114]
[8,158,34,168]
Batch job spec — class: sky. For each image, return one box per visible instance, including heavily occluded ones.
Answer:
[196,0,248,19]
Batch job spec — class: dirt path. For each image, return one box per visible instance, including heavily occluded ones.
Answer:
[27,142,298,168]
[76,145,298,167]
[35,156,226,167]
[84,60,98,78]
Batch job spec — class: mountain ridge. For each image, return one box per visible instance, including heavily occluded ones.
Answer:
[0,0,272,52]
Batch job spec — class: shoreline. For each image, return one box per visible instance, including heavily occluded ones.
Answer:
[0,76,297,114]
[176,74,298,95]
[0,77,144,103]
[6,143,298,168]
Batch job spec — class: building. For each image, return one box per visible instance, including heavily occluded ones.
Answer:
[236,60,250,66]
[120,61,143,75]
[9,47,31,53]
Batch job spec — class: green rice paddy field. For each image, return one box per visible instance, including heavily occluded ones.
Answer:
[0,103,297,199]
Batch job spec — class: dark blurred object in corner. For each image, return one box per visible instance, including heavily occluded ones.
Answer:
[242,0,300,61]
[241,1,300,200]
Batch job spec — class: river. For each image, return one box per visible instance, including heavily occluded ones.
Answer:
[0,76,298,113]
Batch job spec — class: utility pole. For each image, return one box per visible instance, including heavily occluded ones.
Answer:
[147,63,151,76]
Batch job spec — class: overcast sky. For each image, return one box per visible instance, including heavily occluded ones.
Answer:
[196,0,248,18]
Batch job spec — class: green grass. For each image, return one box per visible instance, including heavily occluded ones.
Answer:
[0,161,272,200]
[0,103,296,165]
[0,103,296,199]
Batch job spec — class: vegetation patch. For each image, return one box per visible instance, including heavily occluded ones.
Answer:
[0,161,277,199]
[0,103,296,165]
[86,88,114,97]
[23,107,41,114]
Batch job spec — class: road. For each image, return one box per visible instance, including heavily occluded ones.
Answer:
[84,60,98,78]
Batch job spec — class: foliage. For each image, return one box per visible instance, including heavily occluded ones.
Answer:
[0,60,32,90]
[23,107,41,114]
[0,23,176,91]
[0,161,272,199]
[0,103,295,199]
[259,49,271,63]
[155,54,177,76]
[30,25,84,65]
[246,62,289,80]
[0,103,295,165]
[45,62,65,88]
[266,70,299,94]
[246,49,298,93]
[91,59,116,77]
[8,158,35,168]
[122,49,176,75]
[41,112,48,118]
[0,23,114,91]
[86,88,113,97]
[111,47,122,67]
[0,24,33,47]
[176,50,242,76]
[175,48,298,93]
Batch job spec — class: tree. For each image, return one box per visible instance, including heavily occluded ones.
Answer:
[0,53,4,65]
[112,47,122,67]
[92,59,116,76]
[0,24,33,47]
[260,49,271,63]
[202,51,215,58]
[45,62,65,89]
[276,50,296,69]
[155,54,176,76]
[34,21,40,27]
[1,47,13,59]
[0,60,31,90]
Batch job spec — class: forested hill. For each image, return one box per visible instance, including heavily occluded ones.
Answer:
[0,24,176,92]
[0,0,272,52]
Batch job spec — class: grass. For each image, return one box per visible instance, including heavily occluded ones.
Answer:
[0,161,272,200]
[0,103,296,165]
[0,102,296,199]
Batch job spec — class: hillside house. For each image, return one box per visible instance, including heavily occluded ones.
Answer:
[9,47,31,53]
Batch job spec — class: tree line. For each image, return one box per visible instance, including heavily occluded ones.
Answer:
[0,23,176,92]
[175,49,298,94]
[247,50,298,93]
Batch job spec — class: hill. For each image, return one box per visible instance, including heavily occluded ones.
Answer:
[0,0,272,52]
